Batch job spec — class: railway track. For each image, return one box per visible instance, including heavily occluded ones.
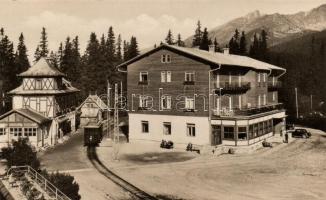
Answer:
[87,146,158,200]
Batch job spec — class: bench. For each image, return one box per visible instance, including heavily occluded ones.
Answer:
[186,143,201,154]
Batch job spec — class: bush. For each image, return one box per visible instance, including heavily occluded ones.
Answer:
[1,138,40,170]
[41,170,81,200]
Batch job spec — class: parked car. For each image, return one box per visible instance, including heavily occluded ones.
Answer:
[291,128,311,138]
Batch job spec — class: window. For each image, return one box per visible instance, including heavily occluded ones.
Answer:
[161,96,172,109]
[10,128,22,137]
[224,126,234,140]
[161,54,171,63]
[249,125,254,139]
[139,95,149,108]
[238,73,242,86]
[161,71,166,82]
[35,79,42,90]
[257,73,261,82]
[238,127,247,140]
[166,71,171,82]
[272,76,275,86]
[163,122,171,135]
[258,95,261,107]
[0,128,5,136]
[139,72,148,83]
[254,124,258,137]
[185,72,195,82]
[161,71,171,83]
[263,94,266,105]
[186,123,196,137]
[263,73,266,82]
[238,95,242,109]
[272,92,276,101]
[259,122,264,136]
[185,97,194,110]
[229,72,232,84]
[228,96,233,111]
[141,121,149,133]
[24,128,37,137]
[263,121,268,134]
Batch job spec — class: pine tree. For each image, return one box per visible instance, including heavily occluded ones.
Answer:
[165,29,174,45]
[106,26,116,62]
[128,36,139,59]
[239,31,247,55]
[192,20,202,47]
[260,29,268,61]
[57,42,63,68]
[123,40,129,61]
[176,33,185,47]
[213,38,221,52]
[200,27,210,51]
[116,34,122,63]
[34,27,49,61]
[229,29,241,55]
[48,51,59,68]
[249,33,259,59]
[15,33,30,74]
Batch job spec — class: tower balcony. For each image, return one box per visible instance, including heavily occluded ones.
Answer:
[214,82,251,94]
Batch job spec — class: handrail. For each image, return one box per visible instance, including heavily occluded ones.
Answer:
[7,165,72,200]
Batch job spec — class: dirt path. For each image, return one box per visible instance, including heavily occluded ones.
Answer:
[109,129,326,200]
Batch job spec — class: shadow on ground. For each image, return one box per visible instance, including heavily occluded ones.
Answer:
[121,152,196,165]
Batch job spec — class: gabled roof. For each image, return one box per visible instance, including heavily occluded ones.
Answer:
[78,95,108,110]
[0,108,50,124]
[18,57,65,77]
[117,44,286,74]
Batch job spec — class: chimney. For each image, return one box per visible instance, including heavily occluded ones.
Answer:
[223,48,230,55]
[208,44,215,53]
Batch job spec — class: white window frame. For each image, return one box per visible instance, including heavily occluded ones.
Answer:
[228,96,232,111]
[263,73,266,82]
[186,123,196,137]
[163,122,171,135]
[141,121,149,133]
[0,128,5,136]
[166,54,171,63]
[139,71,148,82]
[185,72,195,82]
[229,72,232,84]
[24,128,37,137]
[161,55,166,63]
[166,71,171,82]
[258,95,261,107]
[257,73,261,83]
[272,92,276,101]
[185,97,194,110]
[263,94,266,105]
[10,128,22,137]
[161,95,172,109]
[161,71,166,83]
[238,95,242,109]
[139,95,149,108]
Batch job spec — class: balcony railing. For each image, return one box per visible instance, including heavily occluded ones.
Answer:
[214,82,251,94]
[212,103,284,117]
[268,81,282,91]
[138,80,148,85]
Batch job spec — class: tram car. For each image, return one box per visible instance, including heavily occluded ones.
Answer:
[84,122,103,146]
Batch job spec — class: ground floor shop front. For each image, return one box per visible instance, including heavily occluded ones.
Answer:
[129,111,286,147]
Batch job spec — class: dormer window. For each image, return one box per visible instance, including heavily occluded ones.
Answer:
[161,54,171,63]
[184,72,195,85]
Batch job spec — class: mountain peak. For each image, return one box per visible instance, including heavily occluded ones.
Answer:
[245,10,261,20]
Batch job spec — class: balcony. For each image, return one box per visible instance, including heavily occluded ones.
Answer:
[212,103,284,117]
[184,81,195,85]
[268,81,282,91]
[138,80,148,85]
[214,82,251,94]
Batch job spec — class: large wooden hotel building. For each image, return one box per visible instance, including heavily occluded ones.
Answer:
[117,44,286,147]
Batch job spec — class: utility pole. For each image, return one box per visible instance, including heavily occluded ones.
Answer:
[113,83,119,160]
[106,81,111,138]
[295,87,299,119]
[310,94,313,112]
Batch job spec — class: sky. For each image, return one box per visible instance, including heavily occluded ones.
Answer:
[0,0,325,59]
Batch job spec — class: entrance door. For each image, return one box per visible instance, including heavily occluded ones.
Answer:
[211,125,222,145]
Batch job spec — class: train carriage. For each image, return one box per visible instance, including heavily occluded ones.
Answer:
[84,122,103,146]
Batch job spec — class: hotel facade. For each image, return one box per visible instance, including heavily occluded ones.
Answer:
[118,44,286,147]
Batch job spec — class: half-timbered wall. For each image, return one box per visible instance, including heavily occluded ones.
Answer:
[21,96,55,117]
[23,78,58,90]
